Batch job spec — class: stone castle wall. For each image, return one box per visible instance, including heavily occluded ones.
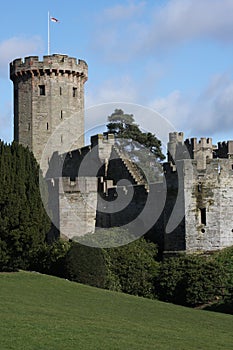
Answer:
[59,177,98,239]
[10,53,233,253]
[184,158,233,252]
[10,54,88,169]
[164,132,233,253]
[47,130,233,253]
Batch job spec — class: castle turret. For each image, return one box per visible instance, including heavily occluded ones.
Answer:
[10,54,88,165]
[167,132,184,162]
[194,137,213,170]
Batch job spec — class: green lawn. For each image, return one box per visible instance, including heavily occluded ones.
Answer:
[0,271,232,350]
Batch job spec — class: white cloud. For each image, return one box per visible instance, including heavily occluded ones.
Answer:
[103,1,146,21]
[149,90,191,130]
[90,1,147,62]
[148,73,233,139]
[85,75,140,131]
[0,101,13,143]
[0,36,43,142]
[92,0,233,61]
[144,0,233,50]
[189,74,233,135]
[0,36,43,78]
[85,70,233,141]
[86,76,139,107]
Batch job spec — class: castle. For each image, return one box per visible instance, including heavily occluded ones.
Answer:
[10,54,233,253]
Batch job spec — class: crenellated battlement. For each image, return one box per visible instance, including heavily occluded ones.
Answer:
[215,140,233,158]
[168,132,194,162]
[90,133,115,147]
[168,131,184,143]
[196,137,212,148]
[10,54,88,81]
[91,133,115,163]
[167,132,233,171]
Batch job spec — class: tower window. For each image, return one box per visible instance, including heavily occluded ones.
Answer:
[200,208,206,226]
[39,85,45,96]
[73,87,77,97]
[61,135,63,143]
[60,110,63,120]
[60,87,62,95]
[46,122,49,130]
[28,123,31,131]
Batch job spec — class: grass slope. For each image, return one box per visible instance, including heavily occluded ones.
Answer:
[0,271,232,350]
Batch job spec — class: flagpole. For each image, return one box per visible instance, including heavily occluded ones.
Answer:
[48,11,50,55]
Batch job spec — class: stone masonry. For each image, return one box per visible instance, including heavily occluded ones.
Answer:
[164,132,233,253]
[10,54,88,168]
[10,54,233,253]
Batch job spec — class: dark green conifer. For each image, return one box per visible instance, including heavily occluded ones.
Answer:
[0,141,51,270]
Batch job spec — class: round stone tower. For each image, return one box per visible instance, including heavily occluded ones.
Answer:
[10,54,88,165]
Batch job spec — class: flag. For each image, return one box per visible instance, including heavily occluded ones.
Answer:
[50,17,59,23]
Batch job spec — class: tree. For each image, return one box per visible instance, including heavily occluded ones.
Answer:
[0,141,51,271]
[156,255,225,306]
[70,228,159,298]
[65,242,107,288]
[213,247,233,307]
[30,239,71,277]
[106,109,165,183]
[104,233,159,298]
[74,227,138,248]
[107,109,165,161]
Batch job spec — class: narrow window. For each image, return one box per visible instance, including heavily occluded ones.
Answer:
[39,85,45,96]
[61,135,63,143]
[60,110,63,120]
[200,208,206,226]
[28,123,31,131]
[46,122,49,130]
[60,87,62,95]
[198,183,202,192]
[73,87,77,97]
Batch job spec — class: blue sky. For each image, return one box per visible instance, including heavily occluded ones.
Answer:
[1,0,233,145]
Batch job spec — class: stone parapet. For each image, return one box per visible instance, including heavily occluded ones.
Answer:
[10,54,88,81]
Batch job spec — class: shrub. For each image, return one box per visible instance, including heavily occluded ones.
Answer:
[157,255,225,306]
[213,247,233,305]
[105,235,159,298]
[30,239,71,277]
[65,242,107,288]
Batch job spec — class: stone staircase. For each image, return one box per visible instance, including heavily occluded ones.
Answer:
[113,145,149,192]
